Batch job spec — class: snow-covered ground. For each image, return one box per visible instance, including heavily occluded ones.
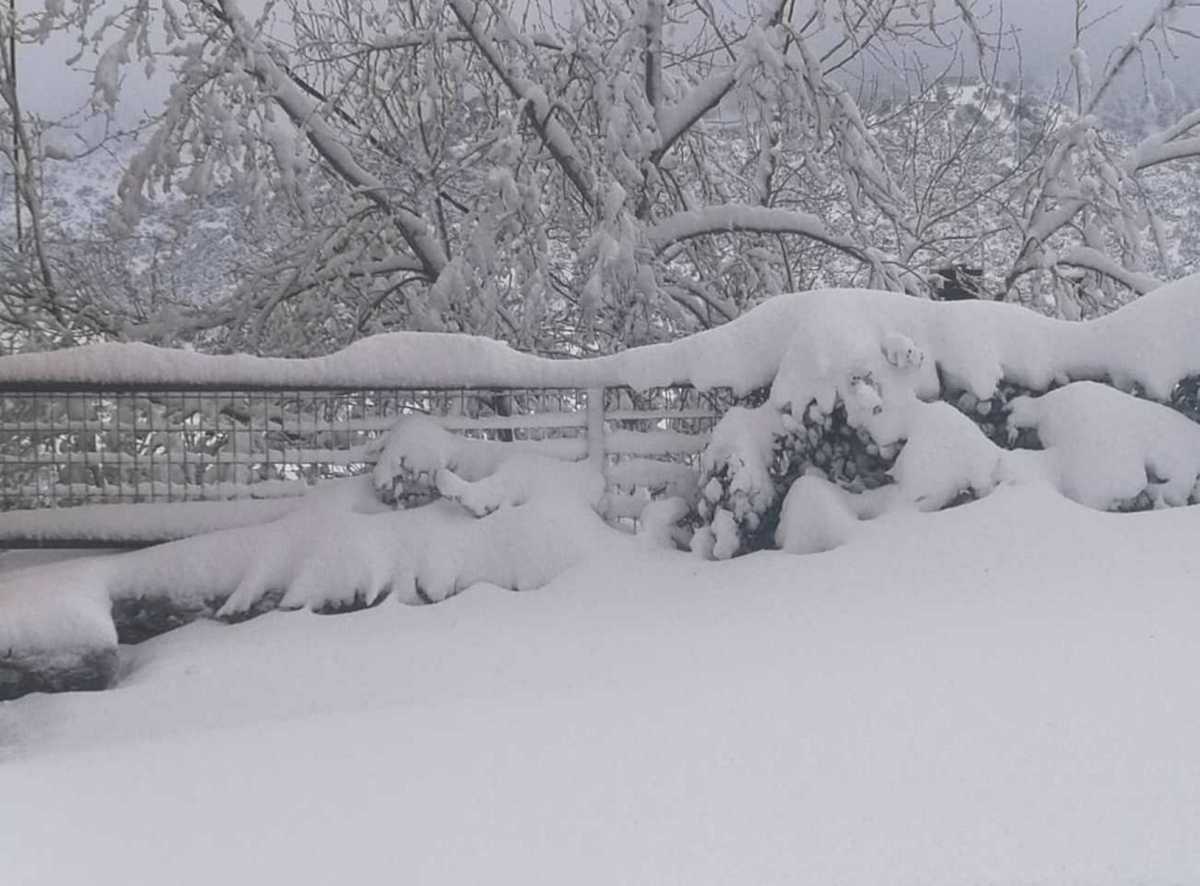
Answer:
[3,485,1199,885]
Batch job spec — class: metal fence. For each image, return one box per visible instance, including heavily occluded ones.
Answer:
[0,382,735,518]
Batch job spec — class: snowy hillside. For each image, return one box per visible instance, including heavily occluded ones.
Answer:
[3,485,1200,885]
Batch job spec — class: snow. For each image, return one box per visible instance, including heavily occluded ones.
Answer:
[0,559,115,660]
[0,429,613,661]
[634,496,690,549]
[4,486,1200,884]
[91,453,611,620]
[6,272,1199,403]
[888,400,1003,510]
[700,404,783,521]
[0,497,304,545]
[774,473,859,554]
[1008,381,1200,509]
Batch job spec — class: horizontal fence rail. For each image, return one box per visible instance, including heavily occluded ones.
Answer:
[0,382,738,546]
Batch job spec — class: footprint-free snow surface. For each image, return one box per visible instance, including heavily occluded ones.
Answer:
[3,485,1200,885]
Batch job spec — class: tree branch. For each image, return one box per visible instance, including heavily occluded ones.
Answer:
[646,205,871,265]
[217,0,448,281]
[447,0,596,209]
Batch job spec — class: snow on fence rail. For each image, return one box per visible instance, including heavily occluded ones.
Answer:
[0,380,737,546]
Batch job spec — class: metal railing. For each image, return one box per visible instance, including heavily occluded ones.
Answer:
[0,381,735,545]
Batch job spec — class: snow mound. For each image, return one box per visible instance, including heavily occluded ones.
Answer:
[888,401,1004,511]
[0,560,119,699]
[695,274,1200,559]
[367,414,594,508]
[775,474,860,555]
[0,561,116,659]
[0,420,622,698]
[636,497,691,550]
[1008,382,1200,510]
[116,445,613,619]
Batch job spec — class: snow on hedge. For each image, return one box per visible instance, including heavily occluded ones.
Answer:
[6,273,1200,695]
[0,419,644,698]
[764,376,1200,556]
[1008,382,1200,509]
[694,273,1200,559]
[3,272,1200,395]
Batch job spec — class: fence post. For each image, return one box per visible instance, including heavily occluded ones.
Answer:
[586,386,606,468]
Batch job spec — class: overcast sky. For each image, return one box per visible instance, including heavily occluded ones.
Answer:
[14,0,1193,133]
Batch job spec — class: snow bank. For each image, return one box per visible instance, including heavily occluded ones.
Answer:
[0,561,116,658]
[888,401,1004,511]
[106,443,614,621]
[0,498,304,545]
[635,497,691,550]
[0,559,119,699]
[6,485,1200,886]
[4,272,1198,397]
[775,474,860,554]
[0,425,623,697]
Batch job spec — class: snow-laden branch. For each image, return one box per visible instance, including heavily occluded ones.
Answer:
[364,29,564,53]
[652,71,737,162]
[1127,108,1200,171]
[1058,246,1163,295]
[217,0,448,281]
[645,206,870,264]
[345,256,429,277]
[1086,0,1194,117]
[447,0,596,208]
[643,0,665,120]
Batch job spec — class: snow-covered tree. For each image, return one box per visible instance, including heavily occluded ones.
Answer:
[3,0,1200,353]
[1004,0,1200,317]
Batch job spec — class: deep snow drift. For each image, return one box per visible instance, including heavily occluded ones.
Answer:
[3,486,1200,886]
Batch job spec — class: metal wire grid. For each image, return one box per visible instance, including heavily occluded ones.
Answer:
[602,385,735,499]
[0,386,595,511]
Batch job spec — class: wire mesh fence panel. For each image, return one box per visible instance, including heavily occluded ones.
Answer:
[601,386,736,508]
[0,384,632,512]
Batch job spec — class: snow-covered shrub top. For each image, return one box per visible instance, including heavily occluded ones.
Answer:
[4,272,1200,397]
[692,273,1200,559]
[1008,382,1200,510]
[367,414,603,511]
[1,416,626,675]
[769,274,1200,413]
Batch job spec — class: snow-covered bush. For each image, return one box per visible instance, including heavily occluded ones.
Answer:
[0,414,617,699]
[1007,382,1200,511]
[692,280,1200,559]
[692,398,898,558]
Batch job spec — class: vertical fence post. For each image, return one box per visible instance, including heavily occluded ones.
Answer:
[586,387,606,468]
